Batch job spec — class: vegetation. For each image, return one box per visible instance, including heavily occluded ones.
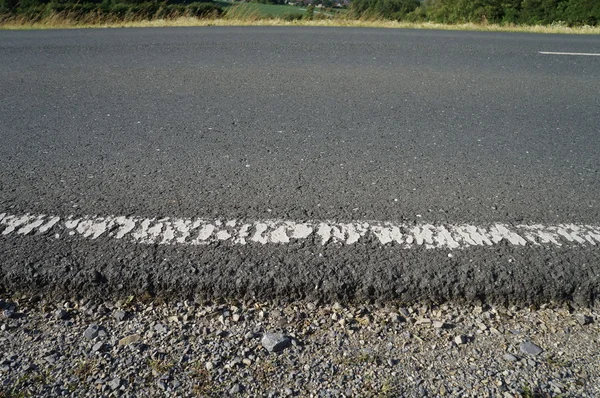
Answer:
[223,2,306,19]
[350,0,600,26]
[423,0,600,26]
[0,0,224,23]
[1,0,599,29]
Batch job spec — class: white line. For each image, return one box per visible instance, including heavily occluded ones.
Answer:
[1,211,599,250]
[539,51,600,57]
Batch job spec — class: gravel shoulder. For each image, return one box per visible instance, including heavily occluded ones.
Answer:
[1,294,599,397]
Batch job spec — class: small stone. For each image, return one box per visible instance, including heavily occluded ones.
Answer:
[389,312,404,323]
[55,309,69,320]
[454,335,468,345]
[575,314,593,326]
[215,329,228,338]
[503,353,518,362]
[232,314,241,322]
[108,378,121,390]
[44,353,59,364]
[2,305,16,319]
[261,333,291,353]
[284,388,293,396]
[113,310,127,322]
[205,361,214,371]
[242,358,252,366]
[118,333,141,346]
[226,357,242,369]
[84,324,100,340]
[229,383,241,394]
[432,321,446,329]
[520,341,543,356]
[91,342,105,354]
[416,318,432,326]
[399,308,411,318]
[154,323,167,334]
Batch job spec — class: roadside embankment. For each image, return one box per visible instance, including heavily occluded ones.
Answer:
[1,295,599,396]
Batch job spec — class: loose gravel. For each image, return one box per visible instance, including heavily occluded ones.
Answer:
[1,294,599,397]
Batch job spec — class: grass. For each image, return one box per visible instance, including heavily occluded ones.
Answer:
[0,369,56,398]
[148,359,175,374]
[0,13,600,35]
[0,0,600,34]
[223,2,305,19]
[73,359,100,380]
[337,349,384,366]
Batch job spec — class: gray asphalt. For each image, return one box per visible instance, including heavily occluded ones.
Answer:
[1,27,599,304]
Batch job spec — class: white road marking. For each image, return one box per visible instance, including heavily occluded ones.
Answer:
[1,211,599,250]
[539,51,600,57]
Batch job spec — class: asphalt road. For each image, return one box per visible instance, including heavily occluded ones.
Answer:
[1,27,599,304]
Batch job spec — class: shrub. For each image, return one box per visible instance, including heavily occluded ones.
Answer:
[351,0,421,21]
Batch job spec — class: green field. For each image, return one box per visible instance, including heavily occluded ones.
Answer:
[219,2,306,18]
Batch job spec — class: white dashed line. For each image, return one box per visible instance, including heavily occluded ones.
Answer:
[539,51,600,57]
[0,211,599,250]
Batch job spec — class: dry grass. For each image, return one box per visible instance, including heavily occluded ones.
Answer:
[1,14,599,34]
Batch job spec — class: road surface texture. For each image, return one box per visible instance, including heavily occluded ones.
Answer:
[1,27,599,305]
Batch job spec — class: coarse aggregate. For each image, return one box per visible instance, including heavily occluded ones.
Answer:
[1,294,599,397]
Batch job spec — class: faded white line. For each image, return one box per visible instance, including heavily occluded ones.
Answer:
[0,211,599,250]
[539,51,600,57]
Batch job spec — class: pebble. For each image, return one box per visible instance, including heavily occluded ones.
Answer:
[503,353,518,362]
[3,307,16,319]
[261,333,292,353]
[575,314,593,326]
[432,321,446,329]
[118,333,141,346]
[44,353,59,364]
[84,324,100,340]
[113,310,127,322]
[454,335,468,345]
[520,341,544,356]
[1,295,598,397]
[55,309,69,320]
[154,323,167,334]
[91,342,105,354]
[108,378,121,390]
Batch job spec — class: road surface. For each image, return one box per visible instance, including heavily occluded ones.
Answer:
[1,27,599,304]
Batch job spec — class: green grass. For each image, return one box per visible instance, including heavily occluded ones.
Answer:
[221,2,306,18]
